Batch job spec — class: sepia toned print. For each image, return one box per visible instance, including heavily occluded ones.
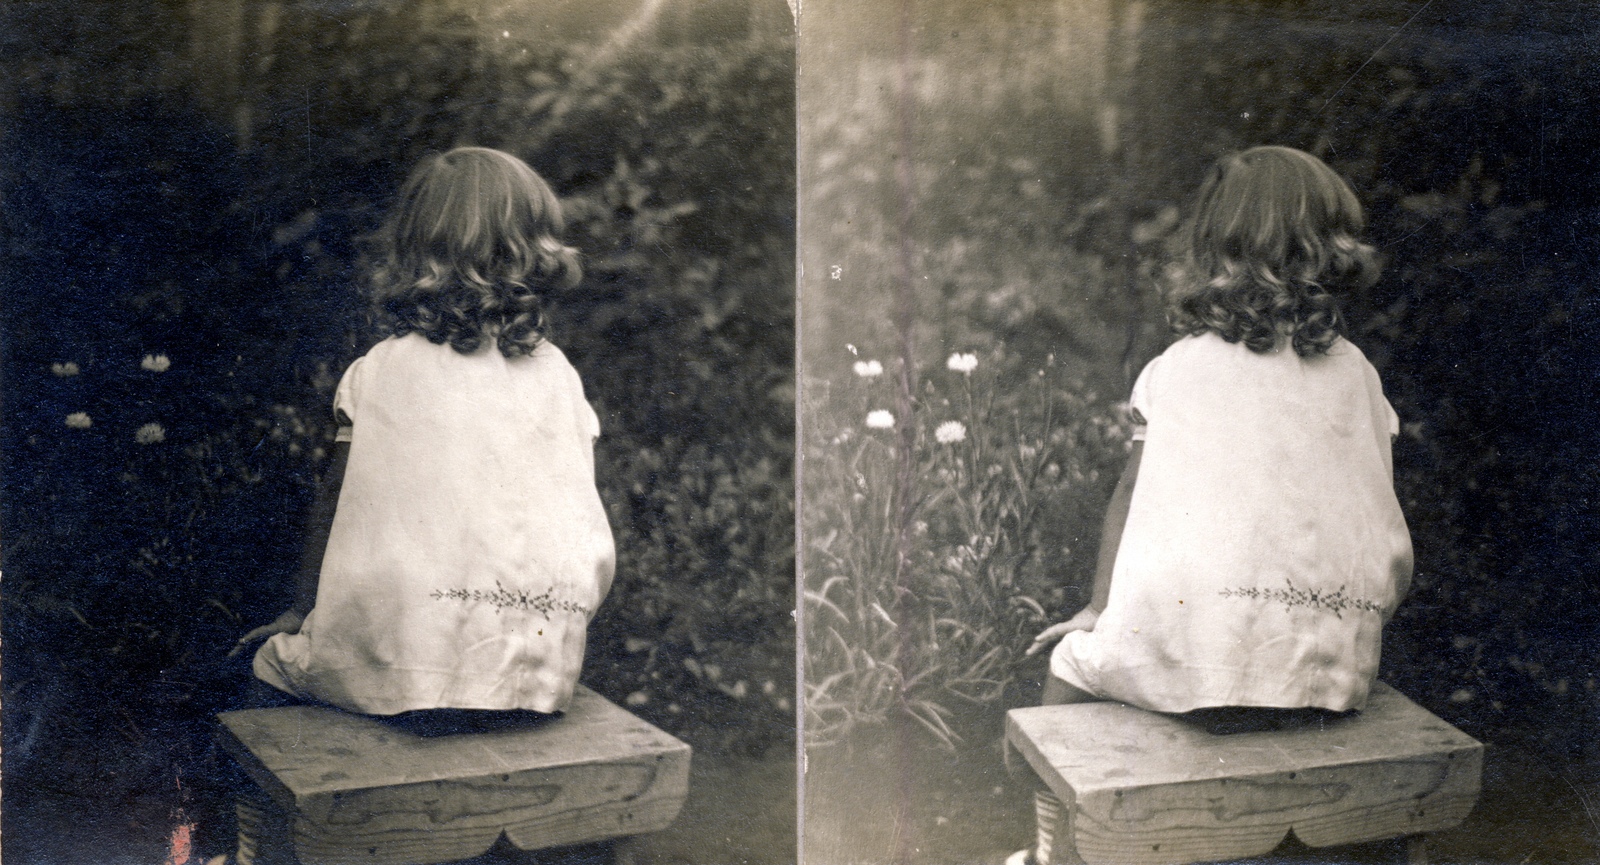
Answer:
[4,0,1600,863]
[2,2,793,863]
[799,1,1597,863]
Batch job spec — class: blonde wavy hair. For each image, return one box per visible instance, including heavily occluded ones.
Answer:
[366,147,581,357]
[1170,146,1380,357]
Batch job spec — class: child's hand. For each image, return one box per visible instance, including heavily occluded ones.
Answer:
[1025,607,1100,656]
[228,610,306,658]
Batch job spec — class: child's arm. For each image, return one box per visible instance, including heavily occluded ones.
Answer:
[1384,431,1414,610]
[230,441,349,656]
[290,439,348,613]
[1026,441,1143,656]
[1089,439,1142,612]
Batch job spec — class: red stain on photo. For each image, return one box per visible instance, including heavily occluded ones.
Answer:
[164,818,196,865]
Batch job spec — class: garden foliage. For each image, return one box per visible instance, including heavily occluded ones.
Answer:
[803,0,1598,753]
[2,1,793,854]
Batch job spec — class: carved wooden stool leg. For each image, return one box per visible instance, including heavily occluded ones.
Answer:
[235,790,297,865]
[1405,834,1429,865]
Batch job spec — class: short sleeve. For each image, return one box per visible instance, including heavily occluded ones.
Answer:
[1363,357,1400,438]
[1127,355,1160,441]
[568,364,601,441]
[580,397,601,441]
[332,355,366,442]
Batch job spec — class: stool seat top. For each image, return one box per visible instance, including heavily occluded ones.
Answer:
[1007,682,1478,795]
[218,686,689,801]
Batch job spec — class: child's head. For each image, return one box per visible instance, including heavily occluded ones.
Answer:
[1171,146,1380,357]
[368,147,581,357]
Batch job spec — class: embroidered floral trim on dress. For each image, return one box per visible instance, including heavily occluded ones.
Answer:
[431,581,591,618]
[1219,579,1383,618]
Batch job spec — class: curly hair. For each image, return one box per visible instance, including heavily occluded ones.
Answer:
[1169,146,1380,357]
[365,147,581,357]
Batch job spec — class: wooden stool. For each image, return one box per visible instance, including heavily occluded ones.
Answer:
[216,686,690,865]
[1005,683,1481,865]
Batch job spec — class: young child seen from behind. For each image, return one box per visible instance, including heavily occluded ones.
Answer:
[218,146,613,865]
[235,146,614,718]
[1011,146,1413,865]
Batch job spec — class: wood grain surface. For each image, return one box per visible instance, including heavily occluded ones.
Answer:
[217,686,690,865]
[1006,683,1482,865]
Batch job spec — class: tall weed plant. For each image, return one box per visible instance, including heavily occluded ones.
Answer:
[804,349,1130,748]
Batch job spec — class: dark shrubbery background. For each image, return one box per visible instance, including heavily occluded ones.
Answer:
[1133,0,1600,754]
[1,2,793,861]
[802,0,1599,751]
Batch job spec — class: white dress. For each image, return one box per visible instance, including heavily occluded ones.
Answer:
[254,334,615,715]
[1051,332,1412,713]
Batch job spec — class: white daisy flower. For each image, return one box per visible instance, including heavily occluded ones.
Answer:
[52,362,80,377]
[865,409,895,429]
[135,422,166,444]
[853,359,884,378]
[64,412,92,429]
[946,352,978,374]
[141,354,171,372]
[935,421,967,444]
